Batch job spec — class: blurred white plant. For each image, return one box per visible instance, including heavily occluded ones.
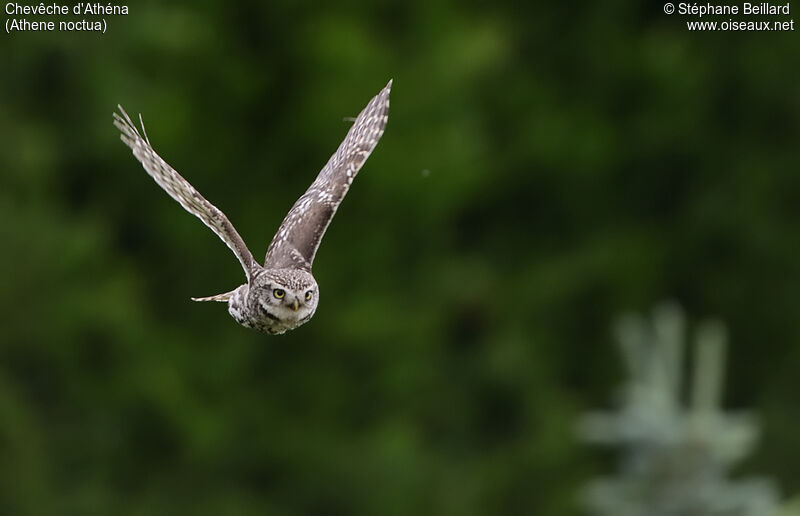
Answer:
[578,302,779,516]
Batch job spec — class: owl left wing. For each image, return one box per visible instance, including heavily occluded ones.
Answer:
[264,80,391,271]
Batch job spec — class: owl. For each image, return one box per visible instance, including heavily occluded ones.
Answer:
[113,80,391,334]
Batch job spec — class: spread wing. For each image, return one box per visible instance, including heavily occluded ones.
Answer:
[113,106,257,280]
[263,79,392,271]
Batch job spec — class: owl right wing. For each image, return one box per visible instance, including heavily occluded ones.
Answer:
[263,79,391,271]
[114,106,257,281]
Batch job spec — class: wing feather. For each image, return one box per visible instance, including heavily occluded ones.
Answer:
[113,106,257,280]
[263,79,392,270]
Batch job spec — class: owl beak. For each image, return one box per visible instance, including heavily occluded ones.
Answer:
[290,299,299,312]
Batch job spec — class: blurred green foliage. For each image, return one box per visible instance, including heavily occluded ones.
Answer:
[1,1,799,514]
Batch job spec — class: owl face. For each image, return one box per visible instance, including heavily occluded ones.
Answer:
[240,268,319,334]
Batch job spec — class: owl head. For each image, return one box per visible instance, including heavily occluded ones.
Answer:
[244,268,319,333]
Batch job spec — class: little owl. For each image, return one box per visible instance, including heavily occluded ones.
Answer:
[113,80,391,334]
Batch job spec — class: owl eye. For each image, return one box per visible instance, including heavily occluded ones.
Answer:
[273,288,285,299]
[305,290,313,301]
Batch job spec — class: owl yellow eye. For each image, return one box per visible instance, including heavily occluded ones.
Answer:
[273,288,285,299]
[305,290,313,301]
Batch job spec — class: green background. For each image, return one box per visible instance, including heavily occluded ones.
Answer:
[1,1,798,514]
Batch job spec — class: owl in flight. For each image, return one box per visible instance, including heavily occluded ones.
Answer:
[114,80,391,334]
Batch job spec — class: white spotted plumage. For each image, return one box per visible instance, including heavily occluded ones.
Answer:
[114,80,392,334]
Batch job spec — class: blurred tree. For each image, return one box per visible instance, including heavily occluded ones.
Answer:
[580,303,780,516]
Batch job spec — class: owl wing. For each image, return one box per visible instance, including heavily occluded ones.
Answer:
[263,80,391,271]
[114,106,257,280]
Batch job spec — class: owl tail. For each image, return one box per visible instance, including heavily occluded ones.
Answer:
[191,289,235,302]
